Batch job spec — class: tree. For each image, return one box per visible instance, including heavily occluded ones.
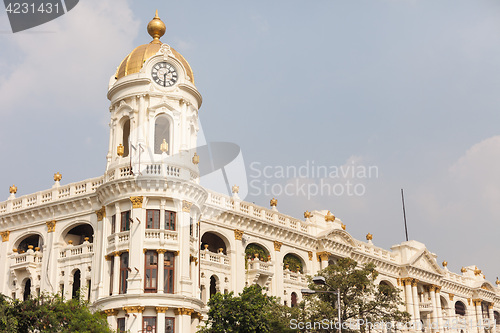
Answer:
[198,284,299,333]
[303,258,411,333]
[0,293,112,333]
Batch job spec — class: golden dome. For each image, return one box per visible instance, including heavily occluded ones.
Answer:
[115,10,194,83]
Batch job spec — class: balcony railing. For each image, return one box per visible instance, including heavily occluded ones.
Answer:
[11,250,43,270]
[200,250,230,266]
[59,242,94,259]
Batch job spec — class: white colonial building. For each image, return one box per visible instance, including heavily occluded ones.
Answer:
[0,12,499,333]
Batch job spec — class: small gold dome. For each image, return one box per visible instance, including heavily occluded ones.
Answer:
[115,10,194,83]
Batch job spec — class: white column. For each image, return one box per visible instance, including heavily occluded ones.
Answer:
[41,222,57,294]
[0,232,10,295]
[232,230,245,294]
[319,252,329,270]
[488,304,495,330]
[158,250,165,293]
[429,286,438,333]
[436,288,444,332]
[404,279,415,321]
[95,207,106,300]
[105,311,118,332]
[178,200,193,296]
[273,241,283,297]
[128,196,145,294]
[112,252,120,295]
[125,308,143,333]
[475,300,485,333]
[157,307,168,333]
[412,280,420,324]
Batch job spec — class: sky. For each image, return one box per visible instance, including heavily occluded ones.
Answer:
[0,0,499,280]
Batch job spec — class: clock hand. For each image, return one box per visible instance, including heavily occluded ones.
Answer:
[163,73,167,87]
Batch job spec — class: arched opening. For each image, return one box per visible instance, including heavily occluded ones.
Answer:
[201,232,227,254]
[291,292,298,307]
[154,115,170,154]
[23,279,31,301]
[64,223,94,245]
[122,118,130,157]
[245,243,270,262]
[72,269,81,299]
[494,311,499,325]
[455,301,466,316]
[283,253,304,273]
[379,280,393,296]
[209,275,218,298]
[17,234,43,253]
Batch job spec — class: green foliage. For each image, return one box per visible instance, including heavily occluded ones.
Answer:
[283,254,303,273]
[198,284,299,333]
[0,293,112,333]
[304,258,411,333]
[245,244,270,262]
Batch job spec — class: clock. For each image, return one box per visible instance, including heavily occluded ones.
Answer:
[151,62,178,87]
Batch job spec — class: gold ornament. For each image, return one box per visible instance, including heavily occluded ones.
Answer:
[442,261,448,267]
[325,211,335,222]
[304,211,312,218]
[54,172,62,182]
[192,152,200,165]
[117,144,124,157]
[9,185,17,194]
[160,139,168,153]
[270,198,278,207]
[366,233,373,241]
[147,10,166,43]
[232,185,239,194]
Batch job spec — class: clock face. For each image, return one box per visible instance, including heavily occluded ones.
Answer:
[151,62,178,87]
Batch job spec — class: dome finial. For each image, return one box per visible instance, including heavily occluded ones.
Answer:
[147,9,166,44]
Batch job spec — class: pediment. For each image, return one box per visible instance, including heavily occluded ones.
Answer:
[322,229,356,247]
[409,249,443,275]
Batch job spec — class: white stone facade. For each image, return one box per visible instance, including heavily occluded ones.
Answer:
[0,16,499,333]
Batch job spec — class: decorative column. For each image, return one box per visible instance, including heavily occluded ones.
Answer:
[178,200,193,296]
[488,304,494,330]
[104,309,118,331]
[113,252,120,295]
[123,306,144,333]
[317,252,329,270]
[0,231,10,295]
[128,196,144,294]
[474,299,484,333]
[435,287,444,332]
[174,308,194,333]
[273,241,283,297]
[156,307,168,333]
[160,200,166,241]
[94,206,106,300]
[42,220,57,293]
[404,278,415,321]
[157,249,166,293]
[233,229,245,293]
[412,279,420,324]
[429,285,438,333]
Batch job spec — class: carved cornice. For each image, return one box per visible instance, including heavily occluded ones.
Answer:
[174,307,194,315]
[182,200,193,212]
[46,220,56,233]
[157,249,167,254]
[234,229,243,240]
[273,241,282,251]
[411,279,419,287]
[95,206,106,221]
[1,231,10,242]
[449,293,454,301]
[472,298,482,306]
[130,196,143,208]
[123,306,145,314]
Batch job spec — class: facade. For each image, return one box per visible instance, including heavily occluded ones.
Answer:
[0,12,499,333]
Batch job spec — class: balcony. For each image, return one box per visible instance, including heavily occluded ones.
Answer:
[283,270,308,287]
[11,249,43,271]
[59,241,94,259]
[200,249,230,270]
[419,302,433,313]
[247,259,273,287]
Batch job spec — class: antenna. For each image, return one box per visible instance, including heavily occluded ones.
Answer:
[401,189,409,242]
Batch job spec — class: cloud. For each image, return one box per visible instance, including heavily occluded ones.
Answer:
[0,0,139,116]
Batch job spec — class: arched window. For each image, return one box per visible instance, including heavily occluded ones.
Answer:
[122,119,130,157]
[245,243,270,262]
[283,254,304,273]
[455,301,466,316]
[494,311,500,325]
[72,269,81,299]
[154,115,170,154]
[18,234,43,253]
[23,279,31,301]
[291,292,298,307]
[201,232,227,254]
[210,275,217,298]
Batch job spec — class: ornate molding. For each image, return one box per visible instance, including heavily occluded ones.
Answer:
[273,241,282,251]
[308,251,313,261]
[46,220,56,233]
[156,306,169,313]
[411,279,419,287]
[157,249,167,254]
[472,299,482,306]
[317,251,331,262]
[104,309,118,316]
[449,293,454,301]
[182,200,193,212]
[234,229,243,240]
[123,306,145,314]
[130,196,143,208]
[95,206,106,221]
[1,231,10,242]
[174,307,194,315]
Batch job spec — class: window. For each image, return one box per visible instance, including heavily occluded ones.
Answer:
[119,252,129,294]
[455,301,466,316]
[146,210,160,229]
[291,292,298,307]
[109,259,114,295]
[122,118,130,157]
[143,316,157,333]
[121,211,131,232]
[117,318,126,333]
[165,211,176,230]
[111,215,116,234]
[190,217,193,236]
[144,251,158,293]
[164,252,174,294]
[154,115,170,154]
[165,317,175,333]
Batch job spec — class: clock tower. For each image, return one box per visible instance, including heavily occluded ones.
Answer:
[95,11,206,332]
